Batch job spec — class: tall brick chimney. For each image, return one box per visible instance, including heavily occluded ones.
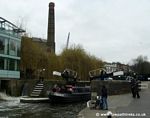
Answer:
[47,2,55,53]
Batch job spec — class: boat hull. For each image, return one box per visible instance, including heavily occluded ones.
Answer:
[20,97,50,103]
[49,92,91,103]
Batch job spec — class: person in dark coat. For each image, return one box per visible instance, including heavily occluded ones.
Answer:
[134,79,140,98]
[131,78,140,98]
[131,78,136,98]
[101,85,108,110]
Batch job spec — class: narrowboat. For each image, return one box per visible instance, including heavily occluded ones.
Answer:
[48,85,91,103]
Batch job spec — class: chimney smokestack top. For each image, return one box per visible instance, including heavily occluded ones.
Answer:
[49,2,55,8]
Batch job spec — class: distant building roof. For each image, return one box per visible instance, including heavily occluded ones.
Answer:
[32,37,47,43]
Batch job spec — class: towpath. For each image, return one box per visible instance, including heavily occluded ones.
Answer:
[77,81,150,118]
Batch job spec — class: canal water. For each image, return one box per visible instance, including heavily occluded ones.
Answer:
[0,92,86,118]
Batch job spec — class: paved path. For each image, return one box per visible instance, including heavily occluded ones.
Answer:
[77,82,150,118]
[116,82,150,118]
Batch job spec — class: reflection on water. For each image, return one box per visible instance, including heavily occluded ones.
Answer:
[0,93,86,118]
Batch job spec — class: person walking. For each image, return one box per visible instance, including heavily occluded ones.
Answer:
[131,78,136,98]
[101,85,108,110]
[131,78,140,98]
[134,79,140,98]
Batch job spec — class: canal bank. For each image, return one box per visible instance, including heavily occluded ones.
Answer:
[77,80,131,118]
[0,79,90,97]
[77,81,150,118]
[77,93,133,118]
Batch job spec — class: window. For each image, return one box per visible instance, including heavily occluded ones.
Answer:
[9,59,15,71]
[0,57,4,70]
[0,37,5,54]
[6,38,9,55]
[17,60,20,71]
[9,40,16,56]
[17,42,20,57]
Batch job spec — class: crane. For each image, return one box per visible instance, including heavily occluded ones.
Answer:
[66,32,70,49]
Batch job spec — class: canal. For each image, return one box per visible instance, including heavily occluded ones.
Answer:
[0,93,86,118]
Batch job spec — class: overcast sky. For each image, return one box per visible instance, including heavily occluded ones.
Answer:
[1,0,150,64]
